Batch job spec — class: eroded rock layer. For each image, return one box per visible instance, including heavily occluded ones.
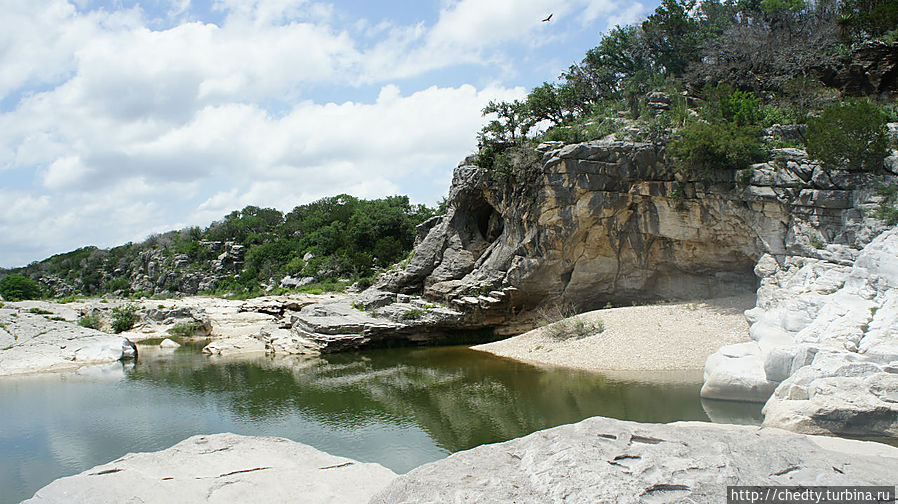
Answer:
[379,140,886,320]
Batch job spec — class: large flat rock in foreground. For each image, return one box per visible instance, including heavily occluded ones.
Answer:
[372,416,898,504]
[24,433,396,504]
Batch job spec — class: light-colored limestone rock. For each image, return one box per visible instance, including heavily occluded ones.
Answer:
[371,416,898,504]
[701,342,777,402]
[202,335,266,356]
[24,433,396,504]
[0,303,135,376]
[159,338,180,349]
[702,228,898,436]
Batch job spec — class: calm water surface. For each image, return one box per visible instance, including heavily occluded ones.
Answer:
[0,345,762,503]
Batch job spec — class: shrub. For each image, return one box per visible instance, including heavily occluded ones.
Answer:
[806,100,889,172]
[111,304,138,333]
[727,90,763,126]
[0,274,41,301]
[872,183,898,225]
[169,320,204,339]
[78,312,104,331]
[28,308,53,315]
[401,308,425,320]
[544,316,605,340]
[669,120,765,176]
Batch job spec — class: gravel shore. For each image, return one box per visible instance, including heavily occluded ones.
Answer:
[473,295,754,373]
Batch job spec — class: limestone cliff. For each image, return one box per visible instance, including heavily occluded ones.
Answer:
[378,137,889,325]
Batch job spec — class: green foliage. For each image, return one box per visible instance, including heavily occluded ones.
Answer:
[102,277,130,293]
[760,0,806,16]
[28,308,53,315]
[111,304,138,334]
[872,183,898,225]
[728,90,763,126]
[839,0,898,43]
[169,321,204,339]
[78,312,104,331]
[540,118,621,144]
[401,308,425,320]
[478,100,531,145]
[669,120,765,175]
[641,0,703,75]
[806,100,889,172]
[0,274,41,301]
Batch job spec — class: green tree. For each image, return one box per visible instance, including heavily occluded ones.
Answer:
[478,100,531,145]
[641,0,703,75]
[806,100,889,172]
[526,83,567,125]
[0,274,41,301]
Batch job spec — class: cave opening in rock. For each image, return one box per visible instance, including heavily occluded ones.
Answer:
[474,201,504,244]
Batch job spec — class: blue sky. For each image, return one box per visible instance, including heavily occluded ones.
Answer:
[0,0,656,268]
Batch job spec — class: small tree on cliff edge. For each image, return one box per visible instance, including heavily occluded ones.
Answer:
[806,100,889,173]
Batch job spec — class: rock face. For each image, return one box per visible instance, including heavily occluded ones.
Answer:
[823,40,898,100]
[24,433,397,504]
[378,139,887,324]
[0,302,136,376]
[372,416,898,504]
[254,292,505,355]
[703,228,898,437]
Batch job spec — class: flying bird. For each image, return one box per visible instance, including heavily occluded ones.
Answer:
[542,13,553,22]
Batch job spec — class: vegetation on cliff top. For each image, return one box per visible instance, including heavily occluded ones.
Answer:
[476,0,897,179]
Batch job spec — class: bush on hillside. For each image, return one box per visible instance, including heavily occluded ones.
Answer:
[0,274,41,301]
[111,304,138,333]
[669,120,765,175]
[806,100,889,172]
[78,312,104,331]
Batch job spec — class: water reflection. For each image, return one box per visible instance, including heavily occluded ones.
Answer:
[0,346,761,504]
[127,347,761,452]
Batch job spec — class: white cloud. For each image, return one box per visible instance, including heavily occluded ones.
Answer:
[1,82,525,266]
[0,0,649,266]
[0,0,142,100]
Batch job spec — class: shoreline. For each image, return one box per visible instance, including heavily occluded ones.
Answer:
[472,295,755,374]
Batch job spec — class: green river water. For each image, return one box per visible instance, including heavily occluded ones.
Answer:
[0,344,763,503]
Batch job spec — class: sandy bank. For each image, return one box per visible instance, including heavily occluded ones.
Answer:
[473,295,754,373]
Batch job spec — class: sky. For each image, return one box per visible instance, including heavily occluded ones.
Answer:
[0,0,656,268]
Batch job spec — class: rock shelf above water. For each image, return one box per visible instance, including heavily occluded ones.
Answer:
[23,417,898,504]
[372,416,898,504]
[23,433,397,504]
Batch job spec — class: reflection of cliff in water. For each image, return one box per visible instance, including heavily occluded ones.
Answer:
[126,346,761,453]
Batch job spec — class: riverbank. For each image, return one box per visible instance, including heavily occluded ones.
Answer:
[472,295,754,373]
